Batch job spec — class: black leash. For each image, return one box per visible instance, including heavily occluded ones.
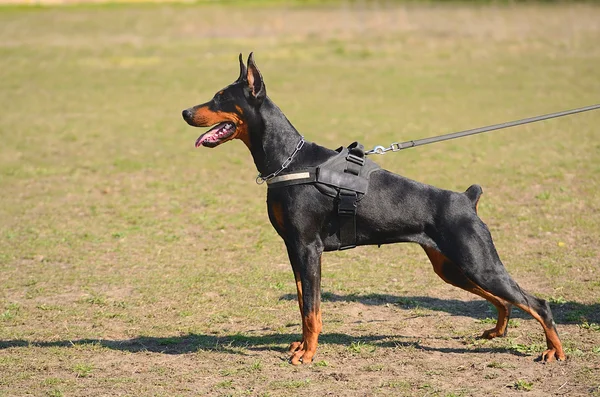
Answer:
[366,104,600,155]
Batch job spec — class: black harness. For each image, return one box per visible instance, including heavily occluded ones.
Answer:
[267,142,380,250]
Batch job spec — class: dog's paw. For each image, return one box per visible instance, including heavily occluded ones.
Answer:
[481,328,503,339]
[289,348,314,365]
[541,348,566,363]
[288,341,315,365]
[288,341,303,353]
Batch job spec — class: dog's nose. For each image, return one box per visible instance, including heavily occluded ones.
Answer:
[182,108,193,122]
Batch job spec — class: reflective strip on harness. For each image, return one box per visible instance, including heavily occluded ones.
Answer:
[267,172,312,185]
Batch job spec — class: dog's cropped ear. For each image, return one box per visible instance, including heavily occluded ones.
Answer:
[237,53,247,83]
[246,52,266,102]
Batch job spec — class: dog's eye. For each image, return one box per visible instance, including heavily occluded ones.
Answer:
[214,94,231,105]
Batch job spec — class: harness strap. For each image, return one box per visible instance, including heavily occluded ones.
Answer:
[336,149,365,249]
[338,189,358,250]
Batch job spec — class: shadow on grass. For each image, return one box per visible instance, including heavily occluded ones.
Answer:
[279,293,600,324]
[0,332,530,358]
[1,296,594,359]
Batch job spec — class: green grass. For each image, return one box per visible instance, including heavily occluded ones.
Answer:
[580,322,600,332]
[513,379,534,392]
[0,2,599,396]
[72,363,94,378]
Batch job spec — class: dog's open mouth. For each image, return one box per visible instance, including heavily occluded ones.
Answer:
[195,122,236,148]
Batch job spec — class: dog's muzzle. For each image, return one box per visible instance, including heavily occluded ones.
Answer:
[182,108,194,125]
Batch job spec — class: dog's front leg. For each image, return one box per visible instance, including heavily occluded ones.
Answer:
[287,269,304,354]
[285,241,323,365]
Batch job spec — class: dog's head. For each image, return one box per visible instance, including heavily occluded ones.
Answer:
[182,53,266,149]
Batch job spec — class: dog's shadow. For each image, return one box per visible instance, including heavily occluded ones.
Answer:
[1,295,594,358]
[0,332,529,358]
[281,293,600,325]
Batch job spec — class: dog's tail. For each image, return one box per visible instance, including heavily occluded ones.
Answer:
[464,184,483,213]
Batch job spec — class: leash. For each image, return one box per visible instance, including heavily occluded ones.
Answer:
[365,104,600,155]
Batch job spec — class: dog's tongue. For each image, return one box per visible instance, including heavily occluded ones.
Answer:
[194,124,221,147]
[195,133,210,148]
[195,122,235,148]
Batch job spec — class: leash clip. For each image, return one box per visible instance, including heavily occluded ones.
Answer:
[372,145,387,155]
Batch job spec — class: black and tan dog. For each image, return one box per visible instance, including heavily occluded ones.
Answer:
[182,53,565,365]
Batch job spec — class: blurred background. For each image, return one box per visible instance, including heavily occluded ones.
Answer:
[1,1,599,396]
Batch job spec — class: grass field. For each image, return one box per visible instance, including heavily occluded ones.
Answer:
[1,2,599,396]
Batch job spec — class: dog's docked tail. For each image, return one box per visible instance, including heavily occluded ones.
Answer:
[464,184,483,213]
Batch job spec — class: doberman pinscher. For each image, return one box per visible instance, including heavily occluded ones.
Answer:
[182,53,566,365]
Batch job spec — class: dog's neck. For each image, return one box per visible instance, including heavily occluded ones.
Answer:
[248,97,304,177]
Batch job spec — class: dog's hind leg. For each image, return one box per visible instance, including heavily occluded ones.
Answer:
[427,214,565,361]
[422,246,512,339]
[464,225,564,361]
[423,244,565,361]
[482,278,564,361]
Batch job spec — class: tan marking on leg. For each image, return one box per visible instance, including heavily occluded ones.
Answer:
[480,300,510,339]
[515,303,566,361]
[288,271,304,353]
[301,309,322,364]
[291,309,322,365]
[294,271,304,316]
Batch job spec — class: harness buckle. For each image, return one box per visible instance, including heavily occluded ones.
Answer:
[346,154,365,166]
